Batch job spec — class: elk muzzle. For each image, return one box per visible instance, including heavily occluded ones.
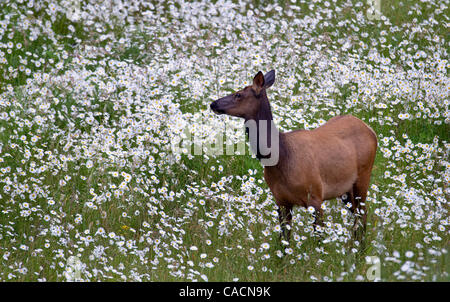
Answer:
[210,95,234,115]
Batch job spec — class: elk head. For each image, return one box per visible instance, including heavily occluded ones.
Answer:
[210,70,275,121]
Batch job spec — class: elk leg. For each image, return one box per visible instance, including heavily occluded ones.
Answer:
[311,201,324,232]
[342,189,362,234]
[278,205,292,242]
[352,174,371,241]
[341,190,355,212]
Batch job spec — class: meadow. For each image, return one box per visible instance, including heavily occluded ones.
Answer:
[0,0,448,281]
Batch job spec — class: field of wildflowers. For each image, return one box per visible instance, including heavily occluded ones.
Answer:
[0,0,448,281]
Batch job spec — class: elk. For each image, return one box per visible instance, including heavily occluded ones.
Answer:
[210,70,378,242]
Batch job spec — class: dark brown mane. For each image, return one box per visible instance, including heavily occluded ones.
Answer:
[255,89,273,122]
[245,89,288,162]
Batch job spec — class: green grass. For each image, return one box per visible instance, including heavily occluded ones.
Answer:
[0,0,448,282]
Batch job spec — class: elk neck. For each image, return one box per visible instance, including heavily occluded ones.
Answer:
[244,90,289,167]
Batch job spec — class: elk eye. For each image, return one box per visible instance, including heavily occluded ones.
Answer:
[235,93,241,99]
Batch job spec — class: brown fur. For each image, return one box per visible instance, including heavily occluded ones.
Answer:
[211,71,378,242]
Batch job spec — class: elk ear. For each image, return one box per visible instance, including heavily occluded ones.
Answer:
[252,71,265,95]
[264,70,275,88]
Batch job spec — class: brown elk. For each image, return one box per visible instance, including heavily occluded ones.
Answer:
[210,70,378,242]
